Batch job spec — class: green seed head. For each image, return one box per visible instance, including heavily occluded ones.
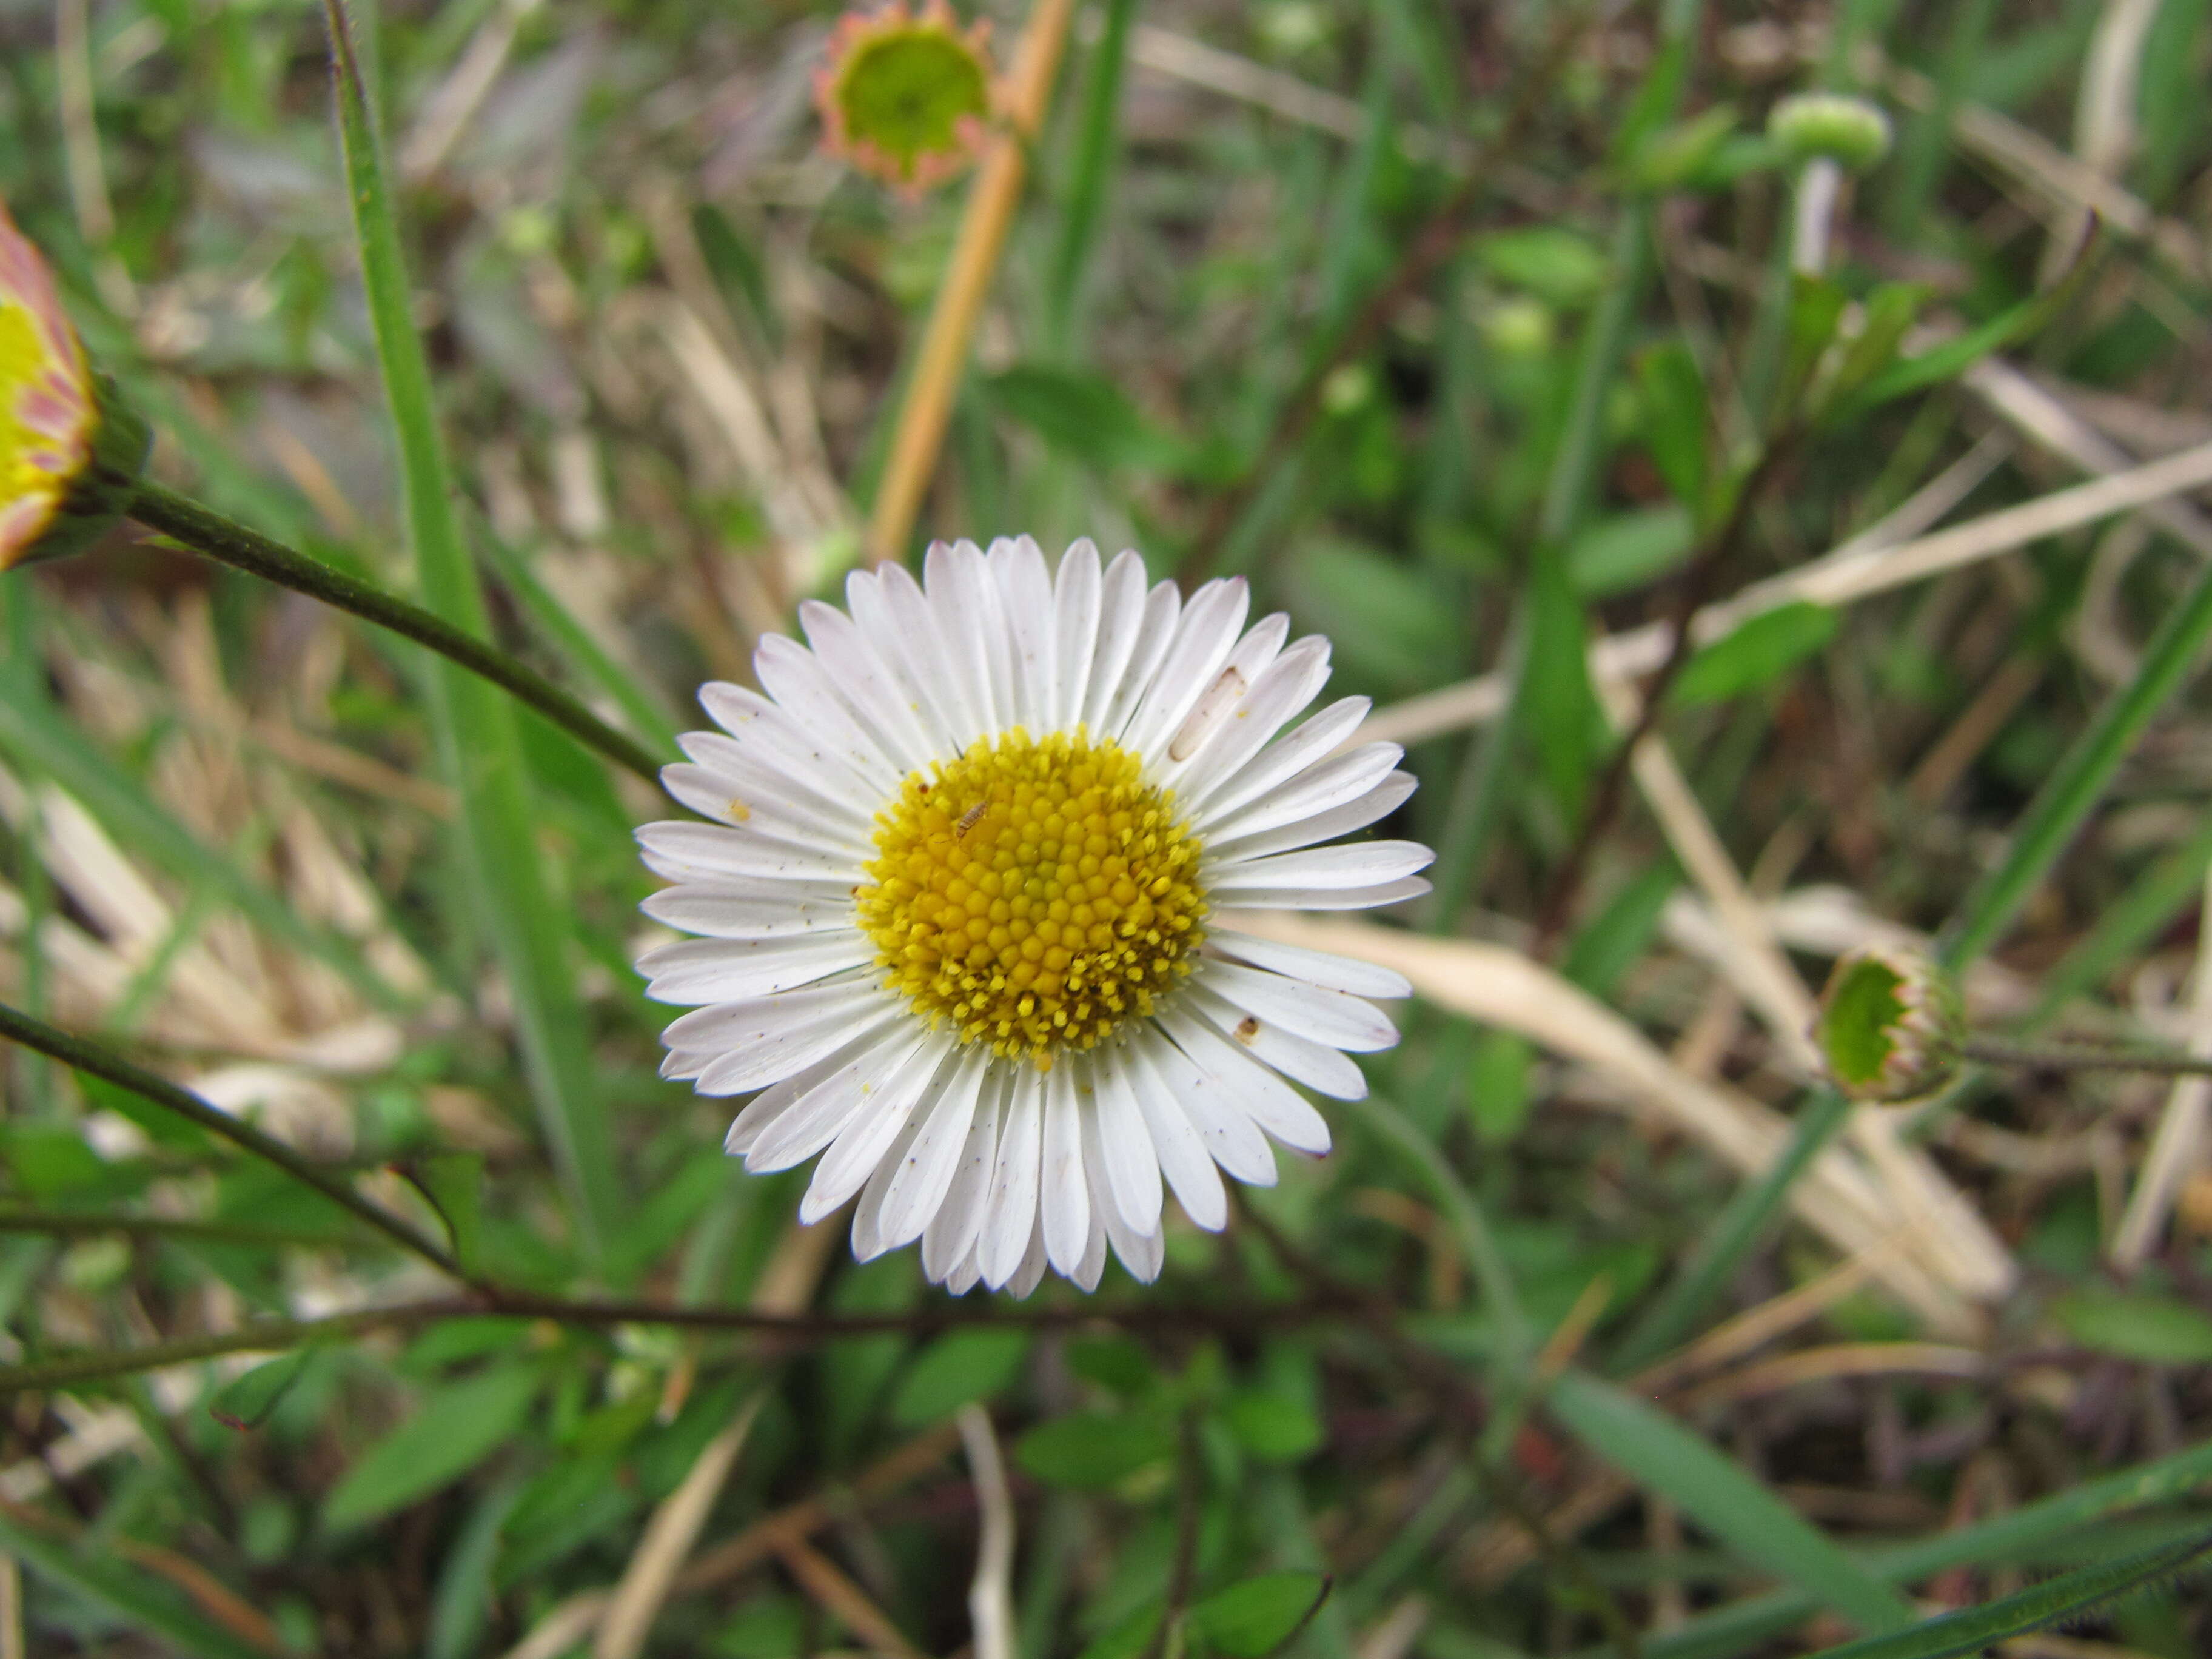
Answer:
[1768,92,1892,173]
[1814,943,1963,1104]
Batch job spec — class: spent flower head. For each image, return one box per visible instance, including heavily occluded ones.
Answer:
[1814,942,1963,1104]
[816,1,994,194]
[637,538,1432,1295]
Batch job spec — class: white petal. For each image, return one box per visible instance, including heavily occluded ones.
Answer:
[1099,575,1183,742]
[1195,696,1371,827]
[1051,539,1102,731]
[675,732,875,844]
[922,1071,1004,1279]
[638,932,876,1003]
[640,884,858,939]
[1188,984,1369,1101]
[1041,1064,1090,1275]
[1171,634,1328,804]
[1080,1098,1163,1284]
[1204,927,1414,999]
[660,765,873,858]
[802,1037,956,1221]
[1005,1212,1050,1299]
[635,821,863,885]
[1159,1006,1332,1155]
[1205,771,1416,862]
[879,1047,993,1249]
[698,682,884,802]
[1203,742,1404,845]
[1072,1202,1108,1292]
[924,541,1003,740]
[980,1070,1044,1288]
[679,980,899,1097]
[1210,876,1432,912]
[1079,550,1151,734]
[745,1026,933,1173]
[940,1247,983,1294]
[751,635,906,793]
[1156,611,1287,774]
[723,1022,888,1155]
[1088,1048,1164,1234]
[854,1096,930,1262]
[1207,840,1434,894]
[1198,959,1399,1052]
[993,535,1056,729]
[1120,577,1249,762]
[800,595,942,772]
[1142,1022,1277,1186]
[856,563,967,754]
[1122,1035,1227,1230]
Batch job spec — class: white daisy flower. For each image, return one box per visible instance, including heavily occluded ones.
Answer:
[636,537,1432,1296]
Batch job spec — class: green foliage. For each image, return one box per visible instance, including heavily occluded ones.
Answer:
[1186,1571,1332,1655]
[321,1364,540,1532]
[2053,1292,2212,1366]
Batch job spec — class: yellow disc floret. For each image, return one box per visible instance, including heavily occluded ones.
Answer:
[856,728,1207,1067]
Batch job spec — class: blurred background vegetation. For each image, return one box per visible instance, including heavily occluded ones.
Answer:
[3,0,2212,1655]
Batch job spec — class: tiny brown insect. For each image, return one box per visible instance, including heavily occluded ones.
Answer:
[1233,1016,1261,1044]
[954,801,988,839]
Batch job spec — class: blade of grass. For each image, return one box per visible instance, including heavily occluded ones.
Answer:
[1608,1090,1854,1373]
[0,1516,271,1659]
[1546,1370,1916,1637]
[1599,1432,2212,1659]
[323,0,620,1266]
[2020,804,2212,1027]
[1043,0,1138,359]
[1799,1526,2212,1659]
[1940,543,2212,971]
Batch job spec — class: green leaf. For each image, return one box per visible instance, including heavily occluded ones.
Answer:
[1466,1027,1533,1145]
[1220,1392,1324,1464]
[1079,1601,1165,1659]
[0,1517,269,1659]
[322,1364,540,1532]
[209,1347,318,1431]
[2053,1292,2212,1365]
[1474,227,1610,306]
[890,1328,1033,1426]
[1778,273,1850,421]
[1800,1527,2212,1659]
[1826,284,1929,406]
[1635,344,1710,514]
[1840,291,2049,417]
[1292,542,1464,695]
[1563,865,1677,1000]
[1524,552,1601,822]
[1016,1411,1174,1489]
[1187,1571,1332,1657]
[1671,602,1838,708]
[404,1152,486,1276]
[985,364,1164,472]
[1547,1370,1914,1635]
[1569,506,1694,597]
[323,0,620,1265]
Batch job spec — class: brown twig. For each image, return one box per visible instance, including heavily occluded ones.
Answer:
[1175,2,1612,586]
[864,0,1079,565]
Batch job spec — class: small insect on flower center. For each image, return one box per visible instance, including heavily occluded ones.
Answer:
[856,728,1207,1068]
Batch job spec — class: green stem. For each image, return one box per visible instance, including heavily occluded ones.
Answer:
[127,480,665,787]
[1940,549,2212,971]
[0,998,464,1280]
[0,1206,373,1249]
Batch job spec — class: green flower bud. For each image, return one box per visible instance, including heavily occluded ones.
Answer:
[816,1,994,195]
[1767,92,1893,173]
[1814,943,1964,1104]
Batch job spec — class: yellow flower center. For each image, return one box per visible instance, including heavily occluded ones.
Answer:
[0,302,59,508]
[856,728,1207,1067]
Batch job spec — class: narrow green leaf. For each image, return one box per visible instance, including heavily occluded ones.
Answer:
[1800,1527,2212,1659]
[890,1328,1032,1426]
[1524,551,1601,823]
[1842,292,2045,417]
[1220,1392,1324,1464]
[404,1151,487,1277]
[322,0,620,1262]
[2053,1292,2212,1365]
[1547,1370,1914,1635]
[1187,1572,1332,1657]
[209,1347,317,1431]
[1569,506,1694,598]
[1634,346,1710,514]
[426,1472,528,1659]
[0,1517,269,1659]
[1045,0,1138,356]
[1670,602,1838,708]
[322,1363,539,1532]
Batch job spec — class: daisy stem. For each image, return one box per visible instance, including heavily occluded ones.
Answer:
[0,996,466,1282]
[126,479,667,788]
[864,0,1079,566]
